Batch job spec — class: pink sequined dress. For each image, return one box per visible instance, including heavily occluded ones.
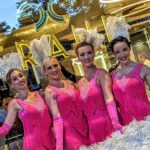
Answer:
[46,81,89,150]
[111,64,150,125]
[78,69,114,144]
[14,91,55,150]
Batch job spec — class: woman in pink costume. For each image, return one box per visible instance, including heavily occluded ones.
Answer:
[43,56,89,150]
[75,42,122,144]
[0,68,55,150]
[110,36,150,125]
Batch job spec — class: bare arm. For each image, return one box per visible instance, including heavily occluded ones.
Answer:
[44,89,61,117]
[140,65,150,89]
[98,69,114,103]
[4,100,18,127]
[98,69,122,131]
[0,100,18,137]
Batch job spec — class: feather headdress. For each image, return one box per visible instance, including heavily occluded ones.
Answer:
[30,35,51,66]
[30,35,52,77]
[0,53,23,81]
[74,28,105,48]
[106,16,131,40]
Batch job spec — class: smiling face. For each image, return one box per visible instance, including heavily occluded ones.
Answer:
[77,45,95,68]
[9,70,28,91]
[43,57,61,80]
[113,41,131,65]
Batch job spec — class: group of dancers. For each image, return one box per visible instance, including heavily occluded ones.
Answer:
[0,36,150,150]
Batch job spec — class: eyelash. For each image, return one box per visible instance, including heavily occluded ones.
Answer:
[13,78,17,81]
[123,48,127,51]
[80,54,85,56]
[48,64,58,70]
[114,48,128,54]
[80,51,93,56]
[48,66,52,70]
[114,51,119,54]
[19,74,23,77]
[12,74,24,81]
[54,64,58,67]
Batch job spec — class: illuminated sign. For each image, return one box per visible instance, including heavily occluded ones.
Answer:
[17,1,66,30]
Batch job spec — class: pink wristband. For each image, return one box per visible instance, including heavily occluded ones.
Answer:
[107,101,122,132]
[0,123,12,137]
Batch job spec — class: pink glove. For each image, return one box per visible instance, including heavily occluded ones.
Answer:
[107,101,122,133]
[54,115,63,150]
[0,123,12,137]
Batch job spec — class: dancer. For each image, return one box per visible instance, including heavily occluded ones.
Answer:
[43,56,89,150]
[76,41,122,144]
[0,68,55,150]
[110,36,150,125]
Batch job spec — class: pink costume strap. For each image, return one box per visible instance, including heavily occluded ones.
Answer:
[133,64,143,76]
[94,68,101,80]
[0,123,12,137]
[111,70,115,79]
[122,64,143,81]
[34,91,44,103]
[35,91,42,98]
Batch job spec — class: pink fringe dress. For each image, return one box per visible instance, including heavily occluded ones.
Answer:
[111,64,150,125]
[46,82,89,150]
[15,91,55,150]
[78,69,114,144]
